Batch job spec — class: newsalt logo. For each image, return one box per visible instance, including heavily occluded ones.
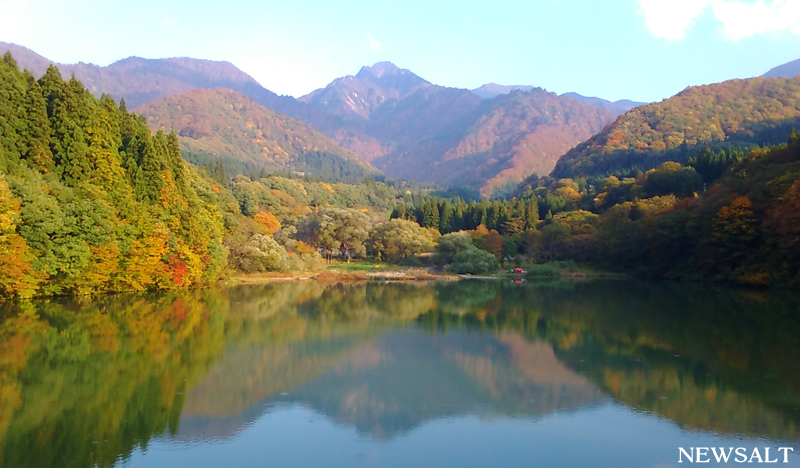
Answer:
[679,447,794,464]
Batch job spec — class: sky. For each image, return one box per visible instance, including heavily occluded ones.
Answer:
[0,0,798,103]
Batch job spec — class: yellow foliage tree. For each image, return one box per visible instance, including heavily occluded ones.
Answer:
[72,243,121,295]
[114,226,171,292]
[0,176,46,298]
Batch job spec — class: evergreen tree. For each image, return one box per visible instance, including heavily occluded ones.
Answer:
[439,200,453,233]
[22,73,54,172]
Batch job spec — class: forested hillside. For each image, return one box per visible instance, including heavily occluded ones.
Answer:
[514,137,800,286]
[138,88,378,182]
[0,44,630,196]
[375,88,616,197]
[550,77,800,178]
[0,53,226,298]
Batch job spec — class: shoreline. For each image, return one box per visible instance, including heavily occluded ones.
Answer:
[224,265,627,286]
[225,268,463,285]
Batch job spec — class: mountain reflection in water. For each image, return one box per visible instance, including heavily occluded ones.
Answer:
[0,280,799,467]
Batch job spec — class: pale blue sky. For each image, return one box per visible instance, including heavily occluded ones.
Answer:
[1,0,798,102]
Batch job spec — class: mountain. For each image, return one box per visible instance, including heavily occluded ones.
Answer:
[299,62,430,121]
[550,76,800,179]
[138,88,378,182]
[1,42,620,194]
[0,41,301,111]
[293,62,442,163]
[471,83,535,99]
[300,66,618,196]
[374,88,616,196]
[560,92,645,115]
[763,58,800,78]
[0,42,52,76]
[472,84,645,116]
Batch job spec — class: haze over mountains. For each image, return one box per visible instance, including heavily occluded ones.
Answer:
[3,40,798,197]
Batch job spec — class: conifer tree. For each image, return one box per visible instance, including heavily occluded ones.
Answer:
[22,73,54,172]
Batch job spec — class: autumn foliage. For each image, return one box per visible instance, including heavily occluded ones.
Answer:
[551,77,800,178]
[0,53,225,299]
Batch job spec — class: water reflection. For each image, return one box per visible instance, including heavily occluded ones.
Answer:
[0,281,799,467]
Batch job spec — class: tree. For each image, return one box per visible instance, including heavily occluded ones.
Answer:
[770,180,800,252]
[253,211,281,235]
[446,247,500,275]
[0,175,46,298]
[226,233,291,272]
[711,196,758,267]
[297,208,371,262]
[369,219,438,262]
[434,231,474,265]
[642,162,703,198]
[0,54,227,297]
[485,230,503,258]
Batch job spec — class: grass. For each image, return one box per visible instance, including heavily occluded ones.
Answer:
[326,260,403,273]
[522,261,627,280]
[523,263,563,279]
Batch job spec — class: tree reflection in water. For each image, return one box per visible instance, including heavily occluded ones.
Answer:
[0,280,798,467]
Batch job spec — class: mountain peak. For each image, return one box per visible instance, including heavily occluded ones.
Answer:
[355,62,429,90]
[472,83,536,99]
[356,61,403,79]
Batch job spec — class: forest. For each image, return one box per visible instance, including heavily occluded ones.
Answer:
[0,53,226,299]
[2,49,800,300]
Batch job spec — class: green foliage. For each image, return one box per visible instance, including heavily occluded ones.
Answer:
[0,54,226,298]
[433,231,474,265]
[642,162,703,198]
[231,173,402,220]
[226,233,292,273]
[296,208,371,262]
[393,196,539,235]
[446,246,500,275]
[523,263,562,279]
[688,146,746,184]
[368,218,438,262]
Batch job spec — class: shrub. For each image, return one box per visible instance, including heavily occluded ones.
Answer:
[434,231,474,265]
[446,247,500,275]
[399,256,424,267]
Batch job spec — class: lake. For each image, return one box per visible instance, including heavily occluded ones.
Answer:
[0,280,799,467]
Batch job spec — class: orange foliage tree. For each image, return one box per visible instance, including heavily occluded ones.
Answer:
[253,211,281,235]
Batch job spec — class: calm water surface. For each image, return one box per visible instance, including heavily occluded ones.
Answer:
[1,280,799,467]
